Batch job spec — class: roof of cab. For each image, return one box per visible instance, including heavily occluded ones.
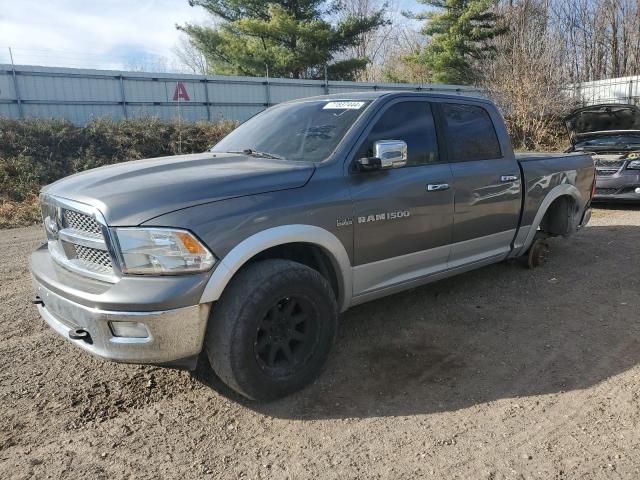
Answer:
[282,90,490,104]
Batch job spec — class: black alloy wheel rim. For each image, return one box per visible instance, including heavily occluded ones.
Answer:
[254,296,319,377]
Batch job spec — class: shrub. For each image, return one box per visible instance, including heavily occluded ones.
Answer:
[0,117,236,228]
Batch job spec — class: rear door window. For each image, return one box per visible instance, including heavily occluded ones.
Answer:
[442,103,502,161]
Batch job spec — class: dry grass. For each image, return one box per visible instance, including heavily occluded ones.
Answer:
[0,117,236,228]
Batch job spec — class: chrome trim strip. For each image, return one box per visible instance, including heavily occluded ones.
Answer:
[58,228,108,250]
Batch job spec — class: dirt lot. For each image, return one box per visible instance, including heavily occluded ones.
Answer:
[1,206,639,479]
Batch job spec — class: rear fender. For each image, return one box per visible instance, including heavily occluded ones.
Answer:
[514,184,584,256]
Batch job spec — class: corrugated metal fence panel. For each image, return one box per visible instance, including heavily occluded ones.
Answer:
[0,64,484,125]
[0,71,17,99]
[23,104,124,124]
[573,75,640,106]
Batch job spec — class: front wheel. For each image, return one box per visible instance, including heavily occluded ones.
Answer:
[204,259,338,401]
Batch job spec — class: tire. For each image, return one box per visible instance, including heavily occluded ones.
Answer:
[204,259,338,401]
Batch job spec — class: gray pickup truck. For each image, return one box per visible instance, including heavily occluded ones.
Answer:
[30,92,595,401]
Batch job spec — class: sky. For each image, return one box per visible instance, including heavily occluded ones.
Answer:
[0,0,423,71]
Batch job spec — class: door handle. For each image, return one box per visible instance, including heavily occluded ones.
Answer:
[427,183,450,192]
[500,175,518,182]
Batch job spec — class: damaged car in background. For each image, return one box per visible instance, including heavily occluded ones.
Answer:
[566,103,640,201]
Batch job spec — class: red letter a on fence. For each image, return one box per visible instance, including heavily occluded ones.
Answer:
[173,82,190,101]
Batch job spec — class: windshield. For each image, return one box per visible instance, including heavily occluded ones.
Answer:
[574,133,640,150]
[212,100,371,162]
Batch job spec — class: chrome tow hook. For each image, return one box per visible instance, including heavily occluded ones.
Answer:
[32,296,44,306]
[69,328,93,344]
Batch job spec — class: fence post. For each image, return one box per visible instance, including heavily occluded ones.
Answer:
[8,47,23,119]
[264,64,271,107]
[203,78,211,121]
[629,79,634,105]
[119,75,128,119]
[324,64,329,94]
[574,82,582,106]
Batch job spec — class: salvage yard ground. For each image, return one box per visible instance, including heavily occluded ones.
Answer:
[1,206,639,479]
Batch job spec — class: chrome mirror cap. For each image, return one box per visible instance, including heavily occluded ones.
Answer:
[373,140,407,169]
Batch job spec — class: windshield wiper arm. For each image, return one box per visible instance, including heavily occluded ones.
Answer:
[226,148,282,160]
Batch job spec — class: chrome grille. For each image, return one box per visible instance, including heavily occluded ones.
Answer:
[41,195,117,282]
[594,159,625,168]
[74,244,113,273]
[64,209,102,236]
[596,169,619,176]
[595,188,619,195]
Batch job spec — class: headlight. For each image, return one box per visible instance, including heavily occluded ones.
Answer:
[627,160,640,170]
[40,200,60,241]
[114,228,215,275]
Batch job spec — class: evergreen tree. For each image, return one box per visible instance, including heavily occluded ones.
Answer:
[409,0,504,84]
[179,1,386,80]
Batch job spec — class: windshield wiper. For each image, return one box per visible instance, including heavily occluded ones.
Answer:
[225,148,282,160]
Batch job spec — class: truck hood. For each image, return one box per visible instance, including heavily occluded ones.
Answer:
[565,104,640,139]
[43,152,315,225]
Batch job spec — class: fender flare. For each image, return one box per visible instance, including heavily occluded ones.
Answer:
[199,225,353,312]
[516,183,584,256]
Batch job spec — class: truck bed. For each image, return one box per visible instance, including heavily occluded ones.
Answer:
[513,151,594,255]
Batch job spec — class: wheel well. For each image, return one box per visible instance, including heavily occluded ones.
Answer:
[246,242,341,303]
[539,195,580,236]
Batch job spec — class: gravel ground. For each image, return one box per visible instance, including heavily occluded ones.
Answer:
[1,206,639,479]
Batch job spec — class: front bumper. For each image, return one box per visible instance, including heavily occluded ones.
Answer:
[594,171,640,201]
[33,281,210,368]
[30,246,212,369]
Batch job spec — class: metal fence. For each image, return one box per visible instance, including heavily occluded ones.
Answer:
[571,75,640,106]
[0,64,485,125]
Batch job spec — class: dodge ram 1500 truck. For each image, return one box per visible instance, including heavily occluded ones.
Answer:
[30,92,595,401]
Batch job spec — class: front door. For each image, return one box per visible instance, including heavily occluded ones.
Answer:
[348,99,454,296]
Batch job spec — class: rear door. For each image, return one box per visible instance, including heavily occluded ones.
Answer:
[348,99,454,296]
[438,101,521,267]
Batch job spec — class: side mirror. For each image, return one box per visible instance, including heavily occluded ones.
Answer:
[355,140,407,172]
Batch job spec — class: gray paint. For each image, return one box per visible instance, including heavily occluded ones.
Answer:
[43,152,316,226]
[516,152,593,228]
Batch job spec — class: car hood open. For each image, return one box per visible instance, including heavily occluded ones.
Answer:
[566,104,640,139]
[43,152,315,225]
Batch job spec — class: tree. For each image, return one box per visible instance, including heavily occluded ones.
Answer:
[335,0,431,82]
[481,0,573,149]
[408,0,504,84]
[173,36,211,75]
[179,0,387,80]
[550,0,640,83]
